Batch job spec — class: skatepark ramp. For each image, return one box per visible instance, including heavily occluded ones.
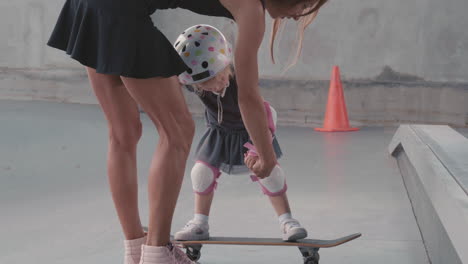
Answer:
[389,125,468,264]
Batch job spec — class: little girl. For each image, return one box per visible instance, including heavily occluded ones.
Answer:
[173,24,308,242]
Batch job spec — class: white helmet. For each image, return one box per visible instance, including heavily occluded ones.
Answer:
[174,24,233,85]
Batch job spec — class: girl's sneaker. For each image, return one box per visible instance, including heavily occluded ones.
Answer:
[280,218,308,241]
[174,219,209,241]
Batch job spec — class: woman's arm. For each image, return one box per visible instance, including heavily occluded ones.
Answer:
[223,0,276,178]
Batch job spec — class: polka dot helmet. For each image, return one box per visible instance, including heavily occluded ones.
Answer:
[174,24,233,85]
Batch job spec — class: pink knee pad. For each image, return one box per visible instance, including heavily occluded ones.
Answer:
[250,165,287,196]
[191,161,221,195]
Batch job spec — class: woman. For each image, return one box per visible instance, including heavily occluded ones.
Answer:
[47,0,327,263]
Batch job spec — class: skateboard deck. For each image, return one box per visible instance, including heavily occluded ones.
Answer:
[173,233,361,247]
[172,233,361,263]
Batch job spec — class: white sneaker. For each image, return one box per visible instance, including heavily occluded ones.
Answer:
[280,218,308,241]
[174,219,209,241]
[139,243,195,264]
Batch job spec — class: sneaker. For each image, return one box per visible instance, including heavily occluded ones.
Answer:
[174,219,209,241]
[139,243,195,264]
[280,218,308,241]
[124,235,147,264]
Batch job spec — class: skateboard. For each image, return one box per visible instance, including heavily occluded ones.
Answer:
[172,233,361,263]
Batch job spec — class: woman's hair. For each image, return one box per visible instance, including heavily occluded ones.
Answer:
[269,0,328,71]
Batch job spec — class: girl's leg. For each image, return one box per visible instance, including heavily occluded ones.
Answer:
[268,193,291,216]
[195,192,215,216]
[191,161,220,216]
[120,76,195,246]
[268,192,308,241]
[172,193,213,241]
[86,67,144,240]
[174,162,219,240]
[256,165,307,241]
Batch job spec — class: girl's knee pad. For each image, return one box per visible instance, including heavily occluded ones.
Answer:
[191,161,221,195]
[256,165,287,196]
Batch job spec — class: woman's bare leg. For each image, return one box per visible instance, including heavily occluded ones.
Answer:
[86,67,144,240]
[121,76,195,246]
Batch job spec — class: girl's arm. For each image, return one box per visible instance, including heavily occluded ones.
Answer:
[223,0,276,178]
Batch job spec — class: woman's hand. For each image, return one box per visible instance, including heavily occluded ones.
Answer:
[244,152,276,179]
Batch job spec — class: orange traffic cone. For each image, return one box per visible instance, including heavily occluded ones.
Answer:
[315,66,359,132]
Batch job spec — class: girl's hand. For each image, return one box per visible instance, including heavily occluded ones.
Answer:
[244,153,258,171]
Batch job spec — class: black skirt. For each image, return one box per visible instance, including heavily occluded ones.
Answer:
[195,125,283,175]
[47,0,189,78]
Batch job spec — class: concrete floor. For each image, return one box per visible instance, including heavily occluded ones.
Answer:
[0,100,429,264]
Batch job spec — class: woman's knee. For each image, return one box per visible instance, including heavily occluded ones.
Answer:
[108,120,143,152]
[164,114,194,153]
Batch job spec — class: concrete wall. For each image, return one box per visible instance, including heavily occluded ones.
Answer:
[3,0,468,81]
[1,0,467,126]
[153,0,468,83]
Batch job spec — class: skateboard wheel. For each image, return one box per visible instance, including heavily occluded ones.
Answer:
[303,251,319,264]
[186,247,201,261]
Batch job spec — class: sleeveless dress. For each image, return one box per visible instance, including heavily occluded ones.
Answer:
[187,74,282,175]
[47,0,239,78]
[48,0,276,174]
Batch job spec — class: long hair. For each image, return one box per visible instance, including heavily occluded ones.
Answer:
[269,0,328,71]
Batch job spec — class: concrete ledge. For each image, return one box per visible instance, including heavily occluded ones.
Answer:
[388,125,468,264]
[0,67,96,104]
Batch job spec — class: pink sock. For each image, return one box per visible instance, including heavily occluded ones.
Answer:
[124,235,147,264]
